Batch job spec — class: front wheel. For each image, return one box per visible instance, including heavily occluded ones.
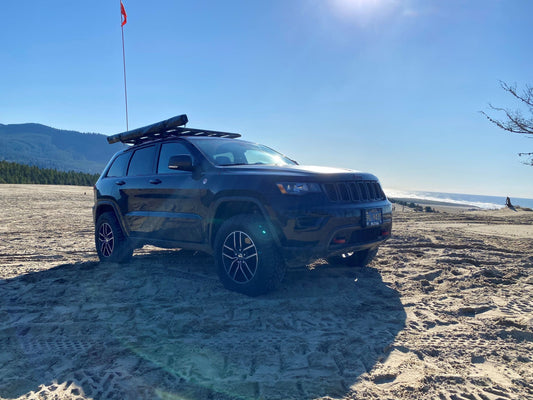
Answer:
[95,212,133,263]
[327,248,378,267]
[214,215,286,296]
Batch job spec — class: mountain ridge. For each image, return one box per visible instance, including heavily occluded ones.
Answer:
[0,122,124,174]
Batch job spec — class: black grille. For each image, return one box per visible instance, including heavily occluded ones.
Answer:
[323,181,386,203]
[350,227,382,243]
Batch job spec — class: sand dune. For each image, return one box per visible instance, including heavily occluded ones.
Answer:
[0,185,531,399]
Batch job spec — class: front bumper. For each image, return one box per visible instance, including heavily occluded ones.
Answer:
[268,199,392,266]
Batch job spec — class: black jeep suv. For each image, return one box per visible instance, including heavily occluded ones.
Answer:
[93,114,392,295]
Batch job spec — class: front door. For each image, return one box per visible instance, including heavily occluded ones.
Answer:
[146,141,207,243]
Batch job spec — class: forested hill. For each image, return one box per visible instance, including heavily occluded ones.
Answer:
[0,122,124,174]
[0,160,99,186]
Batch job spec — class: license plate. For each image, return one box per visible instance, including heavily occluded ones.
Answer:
[365,208,382,227]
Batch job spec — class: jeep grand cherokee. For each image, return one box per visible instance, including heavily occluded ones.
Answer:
[93,114,392,295]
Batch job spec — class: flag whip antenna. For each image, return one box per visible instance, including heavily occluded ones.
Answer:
[120,0,129,131]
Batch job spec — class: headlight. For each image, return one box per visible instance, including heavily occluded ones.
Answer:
[276,182,322,195]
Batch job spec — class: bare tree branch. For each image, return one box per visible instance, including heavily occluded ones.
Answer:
[481,82,533,165]
[500,81,533,109]
[481,104,533,135]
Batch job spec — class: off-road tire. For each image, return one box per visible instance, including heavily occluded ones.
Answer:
[214,214,286,296]
[328,248,378,268]
[95,212,133,263]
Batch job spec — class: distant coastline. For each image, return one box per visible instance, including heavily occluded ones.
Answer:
[385,189,533,210]
[390,197,476,210]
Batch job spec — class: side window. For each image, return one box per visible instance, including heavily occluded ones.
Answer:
[158,142,193,174]
[127,146,156,176]
[106,153,130,177]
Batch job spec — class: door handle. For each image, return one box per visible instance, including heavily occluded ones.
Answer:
[149,179,162,185]
[115,180,126,186]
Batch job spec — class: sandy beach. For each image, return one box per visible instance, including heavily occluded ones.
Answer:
[0,184,532,400]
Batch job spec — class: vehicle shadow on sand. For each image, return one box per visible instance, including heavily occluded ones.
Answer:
[0,251,406,400]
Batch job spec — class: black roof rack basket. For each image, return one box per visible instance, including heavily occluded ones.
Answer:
[107,114,241,145]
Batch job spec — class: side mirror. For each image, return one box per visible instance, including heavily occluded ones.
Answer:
[168,155,194,171]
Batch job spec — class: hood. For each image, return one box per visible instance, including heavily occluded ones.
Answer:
[219,164,378,181]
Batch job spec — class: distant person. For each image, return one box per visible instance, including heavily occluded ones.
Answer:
[506,197,513,208]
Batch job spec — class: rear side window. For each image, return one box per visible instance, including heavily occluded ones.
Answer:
[106,153,130,177]
[127,146,156,176]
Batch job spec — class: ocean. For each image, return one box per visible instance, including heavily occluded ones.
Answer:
[385,189,533,210]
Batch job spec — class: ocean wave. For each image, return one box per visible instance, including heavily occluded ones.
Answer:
[384,189,504,210]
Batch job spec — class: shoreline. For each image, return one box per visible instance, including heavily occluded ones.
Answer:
[390,197,483,212]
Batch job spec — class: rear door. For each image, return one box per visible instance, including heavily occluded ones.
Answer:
[122,145,159,237]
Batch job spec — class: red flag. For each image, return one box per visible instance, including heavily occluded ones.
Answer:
[120,0,127,26]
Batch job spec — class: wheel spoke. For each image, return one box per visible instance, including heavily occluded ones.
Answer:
[242,244,255,252]
[223,244,234,252]
[229,260,240,279]
[241,261,254,280]
[104,242,113,257]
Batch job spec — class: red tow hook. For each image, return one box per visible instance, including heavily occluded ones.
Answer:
[332,237,347,244]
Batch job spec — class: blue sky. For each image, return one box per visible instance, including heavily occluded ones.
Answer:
[1,0,532,197]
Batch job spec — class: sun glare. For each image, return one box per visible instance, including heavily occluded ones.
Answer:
[333,0,383,12]
[329,0,396,24]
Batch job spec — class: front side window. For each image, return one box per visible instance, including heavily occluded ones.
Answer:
[157,142,193,174]
[127,146,155,176]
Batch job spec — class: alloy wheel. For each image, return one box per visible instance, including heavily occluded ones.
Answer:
[222,231,258,284]
[98,222,115,258]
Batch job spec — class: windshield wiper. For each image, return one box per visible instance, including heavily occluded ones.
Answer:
[218,163,248,166]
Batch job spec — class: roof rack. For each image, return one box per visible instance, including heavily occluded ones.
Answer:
[107,114,241,145]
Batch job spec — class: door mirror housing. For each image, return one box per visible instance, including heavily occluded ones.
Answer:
[168,155,194,171]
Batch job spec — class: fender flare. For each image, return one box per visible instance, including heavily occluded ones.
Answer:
[93,200,130,236]
[208,196,282,248]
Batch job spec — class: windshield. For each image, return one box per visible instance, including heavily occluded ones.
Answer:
[188,138,297,166]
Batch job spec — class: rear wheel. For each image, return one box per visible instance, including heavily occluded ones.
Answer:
[214,215,285,296]
[95,212,133,263]
[327,248,378,267]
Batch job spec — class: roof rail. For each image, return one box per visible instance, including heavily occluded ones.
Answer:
[107,114,241,145]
